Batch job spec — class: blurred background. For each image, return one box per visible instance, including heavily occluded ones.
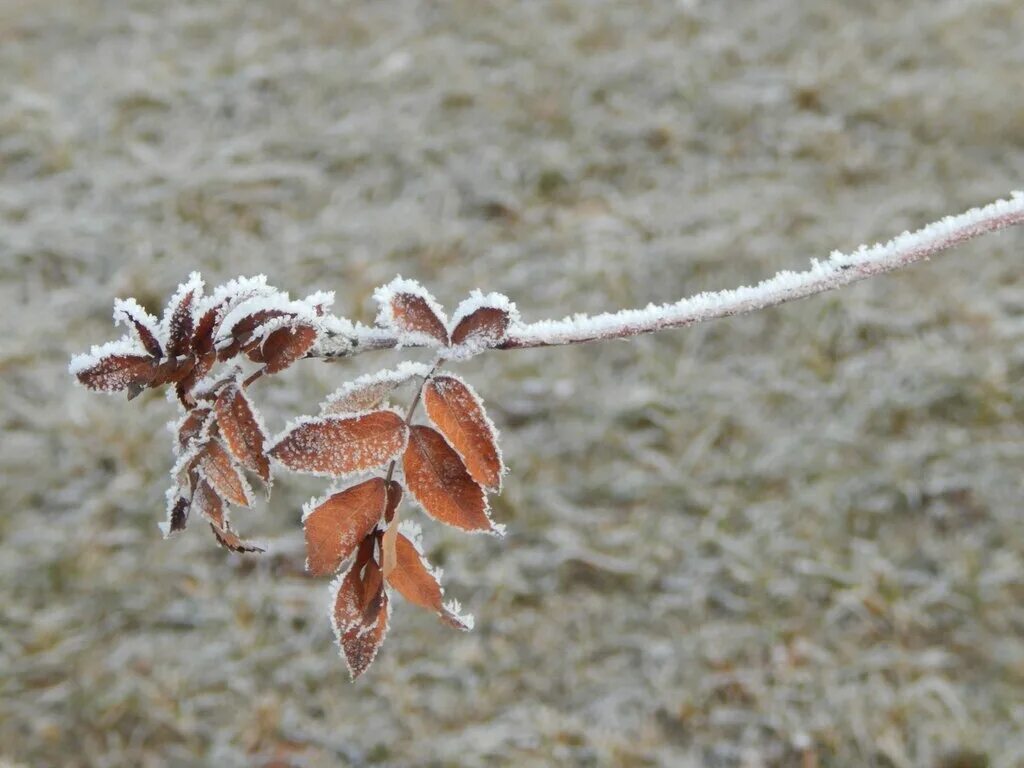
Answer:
[2,1,1023,766]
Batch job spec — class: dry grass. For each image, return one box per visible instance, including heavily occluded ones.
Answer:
[2,1,1023,766]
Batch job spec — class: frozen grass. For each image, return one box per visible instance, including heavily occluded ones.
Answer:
[2,0,1024,766]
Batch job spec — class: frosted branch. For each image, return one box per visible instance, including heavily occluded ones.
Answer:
[315,191,1024,357]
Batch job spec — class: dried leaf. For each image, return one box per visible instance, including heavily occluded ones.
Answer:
[402,425,500,533]
[303,478,387,576]
[261,323,318,373]
[70,346,156,395]
[175,351,214,407]
[451,306,511,348]
[199,441,253,507]
[176,407,212,453]
[385,530,473,630]
[113,298,163,358]
[164,273,202,357]
[217,308,294,360]
[149,354,197,388]
[191,303,223,359]
[161,494,191,537]
[383,480,403,524]
[423,375,504,491]
[211,523,264,553]
[269,411,408,477]
[215,382,271,483]
[320,364,430,416]
[386,532,442,612]
[375,278,450,346]
[332,546,390,679]
[192,477,226,528]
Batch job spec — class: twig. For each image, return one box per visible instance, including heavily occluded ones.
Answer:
[314,192,1024,357]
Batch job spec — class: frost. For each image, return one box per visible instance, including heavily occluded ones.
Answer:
[397,518,424,549]
[302,290,336,313]
[194,274,275,320]
[442,599,474,631]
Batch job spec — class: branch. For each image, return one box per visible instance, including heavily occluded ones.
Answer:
[316,191,1024,357]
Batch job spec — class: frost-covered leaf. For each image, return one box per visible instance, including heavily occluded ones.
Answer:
[175,351,214,407]
[402,425,501,534]
[192,275,278,359]
[163,272,203,357]
[269,411,408,477]
[217,308,295,360]
[303,478,387,576]
[210,522,264,553]
[373,277,449,346]
[331,540,390,679]
[199,440,254,507]
[385,531,471,629]
[449,291,518,351]
[192,476,226,528]
[113,298,163,358]
[149,354,197,388]
[423,374,504,491]
[160,492,191,537]
[320,363,431,416]
[215,381,271,483]
[69,339,156,396]
[260,323,318,373]
[175,406,213,454]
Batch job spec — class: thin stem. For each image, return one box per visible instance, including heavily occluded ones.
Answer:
[384,361,441,484]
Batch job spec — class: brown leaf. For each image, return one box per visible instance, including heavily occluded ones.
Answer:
[385,532,472,630]
[386,532,442,612]
[192,478,226,528]
[386,292,449,345]
[402,425,498,533]
[149,354,197,388]
[423,375,503,491]
[215,382,271,483]
[164,494,191,535]
[260,324,318,373]
[210,523,265,553]
[191,304,223,359]
[199,441,253,507]
[332,544,390,679]
[269,411,408,477]
[114,299,163,358]
[383,480,403,524]
[451,306,511,348]
[303,478,387,576]
[218,309,294,361]
[174,351,214,407]
[73,353,156,395]
[165,277,201,357]
[177,407,212,452]
[321,368,425,416]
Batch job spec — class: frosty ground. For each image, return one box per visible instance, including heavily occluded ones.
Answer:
[2,1,1024,766]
